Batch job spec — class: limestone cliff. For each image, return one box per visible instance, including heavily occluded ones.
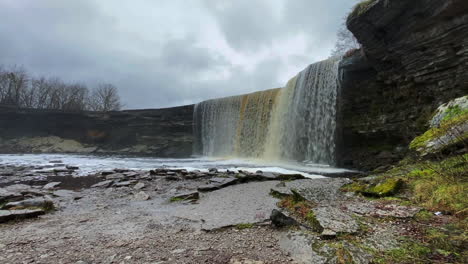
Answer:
[337,0,468,170]
[0,105,194,157]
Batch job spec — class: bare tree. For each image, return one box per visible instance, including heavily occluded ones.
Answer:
[330,19,360,57]
[62,83,89,111]
[0,65,29,106]
[0,64,122,112]
[89,83,122,112]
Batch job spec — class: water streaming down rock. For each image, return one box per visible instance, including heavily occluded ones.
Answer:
[194,57,341,165]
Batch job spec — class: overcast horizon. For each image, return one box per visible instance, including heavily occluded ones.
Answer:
[0,0,356,109]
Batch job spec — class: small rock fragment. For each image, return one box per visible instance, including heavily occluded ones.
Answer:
[43,182,62,190]
[134,191,150,201]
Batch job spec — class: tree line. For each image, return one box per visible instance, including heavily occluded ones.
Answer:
[0,65,122,112]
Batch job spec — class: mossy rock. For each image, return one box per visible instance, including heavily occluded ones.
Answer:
[410,96,468,154]
[362,178,403,197]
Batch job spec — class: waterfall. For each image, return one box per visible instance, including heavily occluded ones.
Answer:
[194,57,341,165]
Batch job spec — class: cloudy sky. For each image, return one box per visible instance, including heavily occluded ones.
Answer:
[0,0,356,109]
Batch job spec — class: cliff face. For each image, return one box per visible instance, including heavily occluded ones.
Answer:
[0,105,194,157]
[337,0,468,170]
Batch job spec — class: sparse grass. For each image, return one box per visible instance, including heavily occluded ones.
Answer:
[442,105,468,123]
[343,154,467,215]
[278,193,323,232]
[414,210,434,222]
[374,239,431,264]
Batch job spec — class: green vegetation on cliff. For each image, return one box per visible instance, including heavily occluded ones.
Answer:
[341,96,467,263]
[349,0,377,19]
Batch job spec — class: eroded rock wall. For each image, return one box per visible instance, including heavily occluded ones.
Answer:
[338,0,468,170]
[0,105,194,157]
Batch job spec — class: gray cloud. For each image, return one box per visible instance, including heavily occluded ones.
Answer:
[0,0,356,109]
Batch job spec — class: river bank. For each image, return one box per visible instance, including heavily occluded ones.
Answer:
[2,161,463,264]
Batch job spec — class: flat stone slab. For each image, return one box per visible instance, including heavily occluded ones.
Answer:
[277,231,327,264]
[271,178,352,203]
[4,197,53,210]
[114,181,136,187]
[0,209,45,223]
[346,202,421,218]
[91,180,113,188]
[176,181,281,230]
[0,188,22,202]
[313,206,359,235]
[43,182,61,190]
[105,173,125,180]
[198,177,238,192]
[52,190,81,199]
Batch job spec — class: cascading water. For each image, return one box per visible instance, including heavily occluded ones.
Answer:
[194,57,341,166]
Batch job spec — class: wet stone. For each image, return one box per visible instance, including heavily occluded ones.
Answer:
[270,209,299,228]
[101,171,114,176]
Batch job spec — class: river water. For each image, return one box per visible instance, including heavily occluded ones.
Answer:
[0,154,353,178]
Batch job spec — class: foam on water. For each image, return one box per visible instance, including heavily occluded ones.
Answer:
[0,154,353,179]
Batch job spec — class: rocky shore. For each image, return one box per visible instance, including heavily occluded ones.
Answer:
[2,161,460,264]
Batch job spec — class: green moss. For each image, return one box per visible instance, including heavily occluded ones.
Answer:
[377,241,431,264]
[291,189,305,203]
[363,178,403,197]
[306,211,323,233]
[341,182,367,193]
[442,105,468,123]
[269,189,288,199]
[410,112,468,151]
[169,197,185,203]
[235,223,254,230]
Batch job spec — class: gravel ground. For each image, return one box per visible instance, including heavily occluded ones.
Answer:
[0,169,295,264]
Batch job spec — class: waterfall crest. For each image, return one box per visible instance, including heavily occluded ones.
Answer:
[194,57,341,165]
